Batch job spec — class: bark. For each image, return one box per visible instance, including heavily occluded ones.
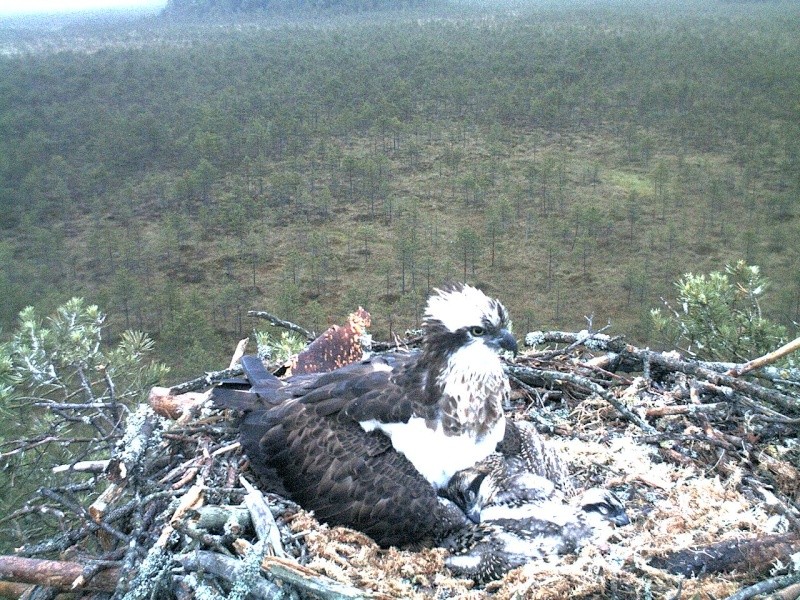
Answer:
[0,556,118,592]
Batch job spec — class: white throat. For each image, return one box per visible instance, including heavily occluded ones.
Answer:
[437,341,508,405]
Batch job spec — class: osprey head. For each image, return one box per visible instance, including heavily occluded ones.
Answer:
[445,455,556,524]
[423,284,517,357]
[576,488,630,527]
[444,467,490,524]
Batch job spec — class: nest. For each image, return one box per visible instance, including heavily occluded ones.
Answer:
[2,325,799,600]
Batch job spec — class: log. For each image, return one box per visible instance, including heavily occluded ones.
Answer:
[0,556,118,592]
[649,533,800,577]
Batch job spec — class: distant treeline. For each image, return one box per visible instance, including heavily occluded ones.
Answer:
[163,0,430,16]
[1,1,798,377]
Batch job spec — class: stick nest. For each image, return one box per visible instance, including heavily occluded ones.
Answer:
[4,329,800,600]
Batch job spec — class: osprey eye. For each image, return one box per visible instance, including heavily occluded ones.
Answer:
[470,326,485,337]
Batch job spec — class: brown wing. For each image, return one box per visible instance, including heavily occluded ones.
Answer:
[241,397,460,547]
[232,351,461,547]
[293,307,371,375]
[280,353,417,426]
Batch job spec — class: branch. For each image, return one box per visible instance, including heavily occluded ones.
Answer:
[649,533,800,577]
[240,477,285,557]
[262,555,373,600]
[635,348,800,415]
[507,365,657,434]
[726,336,800,377]
[179,550,284,600]
[724,572,800,600]
[168,366,245,395]
[0,556,119,592]
[248,310,315,341]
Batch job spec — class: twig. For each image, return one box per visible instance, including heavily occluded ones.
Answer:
[723,572,800,600]
[248,310,315,341]
[507,365,657,434]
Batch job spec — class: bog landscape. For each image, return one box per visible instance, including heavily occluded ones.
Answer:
[0,1,799,599]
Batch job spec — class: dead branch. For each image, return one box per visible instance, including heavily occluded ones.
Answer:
[51,460,110,474]
[644,402,730,418]
[179,550,284,599]
[240,477,285,557]
[262,555,377,600]
[724,572,800,600]
[0,556,119,591]
[648,533,800,577]
[167,366,245,395]
[248,310,315,341]
[726,336,800,378]
[230,337,250,369]
[508,365,657,434]
[635,348,799,415]
[148,387,209,420]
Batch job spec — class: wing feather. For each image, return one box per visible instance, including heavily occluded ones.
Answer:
[241,397,458,547]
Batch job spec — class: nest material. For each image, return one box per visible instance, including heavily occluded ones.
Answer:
[2,329,800,600]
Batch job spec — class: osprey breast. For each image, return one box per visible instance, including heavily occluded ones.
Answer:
[360,415,507,489]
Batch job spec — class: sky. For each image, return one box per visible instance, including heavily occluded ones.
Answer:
[0,0,167,16]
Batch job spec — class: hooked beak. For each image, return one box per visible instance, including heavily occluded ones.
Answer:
[495,329,518,356]
[466,505,482,524]
[609,511,631,527]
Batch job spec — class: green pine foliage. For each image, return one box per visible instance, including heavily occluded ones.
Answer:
[0,299,168,552]
[651,262,788,362]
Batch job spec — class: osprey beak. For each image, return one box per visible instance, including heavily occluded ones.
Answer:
[610,511,631,527]
[497,329,518,356]
[467,505,482,524]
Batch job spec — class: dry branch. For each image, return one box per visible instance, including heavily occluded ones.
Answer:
[240,477,286,557]
[51,460,110,474]
[724,572,800,600]
[726,336,800,377]
[507,364,657,434]
[167,366,245,395]
[262,555,376,600]
[648,533,800,577]
[248,310,315,341]
[0,556,118,592]
[179,550,283,599]
[148,387,209,420]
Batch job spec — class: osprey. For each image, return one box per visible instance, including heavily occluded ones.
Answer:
[442,451,629,582]
[215,284,517,547]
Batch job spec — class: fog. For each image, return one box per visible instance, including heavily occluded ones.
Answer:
[0,0,166,16]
